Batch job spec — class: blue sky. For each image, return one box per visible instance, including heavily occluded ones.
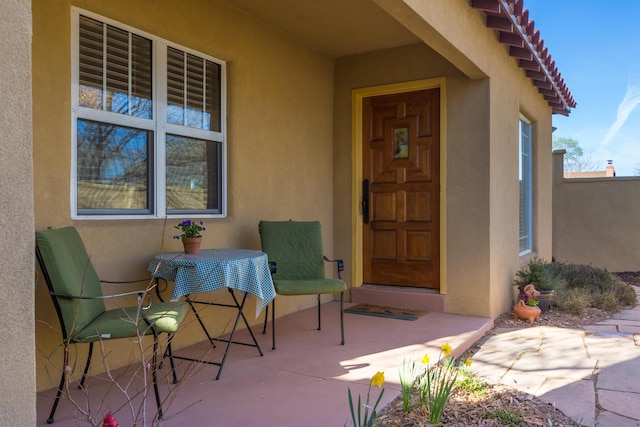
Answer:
[524,0,640,176]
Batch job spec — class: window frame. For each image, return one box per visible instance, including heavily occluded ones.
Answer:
[519,115,533,255]
[70,7,227,219]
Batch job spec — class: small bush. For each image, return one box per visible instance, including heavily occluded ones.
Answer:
[481,408,524,426]
[455,368,488,397]
[538,261,637,314]
[553,287,590,316]
[616,284,638,306]
[514,258,560,291]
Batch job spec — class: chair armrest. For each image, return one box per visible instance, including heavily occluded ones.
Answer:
[49,289,153,309]
[101,278,153,285]
[323,256,344,279]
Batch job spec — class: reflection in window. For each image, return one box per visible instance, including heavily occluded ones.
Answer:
[166,135,220,212]
[76,119,150,210]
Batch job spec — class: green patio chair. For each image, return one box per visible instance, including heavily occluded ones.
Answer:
[35,227,188,424]
[259,220,346,349]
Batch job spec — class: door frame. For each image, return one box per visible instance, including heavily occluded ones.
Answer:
[351,78,448,294]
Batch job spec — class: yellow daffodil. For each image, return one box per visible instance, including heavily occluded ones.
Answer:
[371,371,385,388]
[421,354,430,364]
[441,343,452,357]
[465,356,472,367]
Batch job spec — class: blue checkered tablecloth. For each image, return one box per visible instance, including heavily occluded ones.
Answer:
[148,249,275,318]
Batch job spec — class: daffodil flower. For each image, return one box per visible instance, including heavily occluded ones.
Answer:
[465,356,472,367]
[421,354,430,364]
[371,371,385,388]
[441,342,452,357]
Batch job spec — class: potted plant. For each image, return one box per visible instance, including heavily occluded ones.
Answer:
[174,220,206,254]
[513,259,558,312]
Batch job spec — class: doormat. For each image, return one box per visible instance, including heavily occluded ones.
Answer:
[344,304,425,321]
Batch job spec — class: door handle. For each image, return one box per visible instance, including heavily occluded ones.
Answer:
[362,179,370,224]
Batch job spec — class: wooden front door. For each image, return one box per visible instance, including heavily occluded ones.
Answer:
[362,89,440,289]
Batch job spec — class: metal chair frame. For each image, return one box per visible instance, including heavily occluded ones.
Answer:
[36,246,179,424]
[262,257,345,349]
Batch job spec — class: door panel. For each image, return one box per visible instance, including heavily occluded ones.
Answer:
[362,89,440,289]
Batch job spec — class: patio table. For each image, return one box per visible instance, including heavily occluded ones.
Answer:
[148,249,276,379]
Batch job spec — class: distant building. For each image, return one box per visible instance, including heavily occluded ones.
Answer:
[564,160,615,178]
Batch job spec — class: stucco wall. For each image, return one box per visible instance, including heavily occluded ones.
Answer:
[0,0,36,425]
[553,150,640,271]
[33,0,336,391]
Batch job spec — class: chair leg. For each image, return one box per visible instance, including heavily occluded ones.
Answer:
[166,334,179,385]
[317,294,322,331]
[340,291,345,345]
[151,332,163,421]
[271,299,276,350]
[47,344,70,424]
[79,342,93,389]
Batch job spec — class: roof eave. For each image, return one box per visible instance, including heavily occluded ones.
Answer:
[471,0,576,115]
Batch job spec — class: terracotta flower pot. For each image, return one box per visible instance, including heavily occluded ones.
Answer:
[513,300,541,324]
[181,236,202,254]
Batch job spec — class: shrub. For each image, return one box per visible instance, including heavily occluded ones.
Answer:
[514,258,560,291]
[543,261,637,314]
[553,287,590,316]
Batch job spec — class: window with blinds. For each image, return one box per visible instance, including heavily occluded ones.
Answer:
[167,47,221,132]
[79,16,152,118]
[72,8,226,219]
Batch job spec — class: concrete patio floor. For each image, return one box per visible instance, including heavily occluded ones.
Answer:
[36,301,493,426]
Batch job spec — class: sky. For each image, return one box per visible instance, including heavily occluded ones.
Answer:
[524,0,640,176]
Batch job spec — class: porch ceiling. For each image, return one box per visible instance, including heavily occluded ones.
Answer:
[226,0,575,116]
[226,0,421,58]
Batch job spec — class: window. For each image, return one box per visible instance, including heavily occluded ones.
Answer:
[71,9,226,218]
[519,116,532,254]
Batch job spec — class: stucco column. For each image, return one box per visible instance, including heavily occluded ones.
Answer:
[551,149,565,259]
[0,0,36,425]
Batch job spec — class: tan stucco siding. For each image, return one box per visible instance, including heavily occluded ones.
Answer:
[0,0,36,425]
[553,151,640,272]
[32,0,336,391]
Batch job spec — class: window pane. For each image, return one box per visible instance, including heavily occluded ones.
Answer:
[78,15,152,118]
[519,119,532,253]
[167,47,221,131]
[166,134,221,212]
[77,119,151,210]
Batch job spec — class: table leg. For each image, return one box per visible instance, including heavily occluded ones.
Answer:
[186,298,218,348]
[168,289,264,380]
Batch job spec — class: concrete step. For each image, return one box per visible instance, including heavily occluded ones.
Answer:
[350,284,446,313]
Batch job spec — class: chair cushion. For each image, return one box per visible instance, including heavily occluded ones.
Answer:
[259,220,325,280]
[274,278,346,296]
[73,301,188,343]
[36,227,106,337]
